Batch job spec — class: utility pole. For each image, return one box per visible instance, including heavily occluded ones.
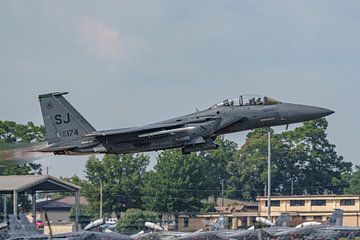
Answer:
[46,167,49,200]
[221,179,224,207]
[267,130,271,221]
[291,178,294,196]
[3,194,6,223]
[100,180,103,218]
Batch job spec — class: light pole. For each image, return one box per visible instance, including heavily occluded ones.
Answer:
[221,179,224,207]
[267,130,271,221]
[100,180,103,218]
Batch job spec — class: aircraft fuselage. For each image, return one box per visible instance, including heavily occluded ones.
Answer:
[37,93,334,155]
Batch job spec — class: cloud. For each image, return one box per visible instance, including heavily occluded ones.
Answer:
[79,18,121,59]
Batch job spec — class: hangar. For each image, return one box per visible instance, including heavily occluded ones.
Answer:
[0,175,80,229]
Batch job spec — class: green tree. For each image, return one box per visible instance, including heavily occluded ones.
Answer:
[69,205,93,229]
[282,119,352,195]
[82,154,149,217]
[142,149,212,214]
[227,128,278,199]
[199,137,237,199]
[0,162,42,176]
[227,119,351,200]
[116,208,159,235]
[345,166,360,194]
[0,120,44,143]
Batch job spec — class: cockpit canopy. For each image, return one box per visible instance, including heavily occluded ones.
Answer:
[210,95,281,109]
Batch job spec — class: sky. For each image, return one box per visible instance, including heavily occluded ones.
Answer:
[0,1,359,177]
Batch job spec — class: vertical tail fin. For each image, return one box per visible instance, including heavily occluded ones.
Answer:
[326,209,343,226]
[274,213,290,227]
[38,92,95,144]
[19,214,38,234]
[8,215,22,237]
[212,214,226,230]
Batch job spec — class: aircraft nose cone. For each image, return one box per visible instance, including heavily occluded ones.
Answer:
[303,106,335,119]
[278,103,334,124]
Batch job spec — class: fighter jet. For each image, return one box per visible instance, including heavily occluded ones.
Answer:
[274,209,345,240]
[167,214,234,240]
[229,213,290,240]
[35,92,334,155]
[4,214,134,240]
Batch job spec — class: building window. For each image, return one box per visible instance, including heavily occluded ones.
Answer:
[265,200,280,207]
[314,216,322,221]
[184,217,189,228]
[311,200,326,206]
[290,200,305,206]
[340,199,355,206]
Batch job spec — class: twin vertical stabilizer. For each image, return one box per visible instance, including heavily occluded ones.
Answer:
[38,92,95,144]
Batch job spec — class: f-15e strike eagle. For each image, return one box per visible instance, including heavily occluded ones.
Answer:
[36,92,334,155]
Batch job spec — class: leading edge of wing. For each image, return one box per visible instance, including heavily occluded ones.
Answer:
[85,121,185,138]
[85,116,221,139]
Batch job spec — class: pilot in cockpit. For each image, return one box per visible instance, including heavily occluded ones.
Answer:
[249,98,256,105]
[256,97,262,105]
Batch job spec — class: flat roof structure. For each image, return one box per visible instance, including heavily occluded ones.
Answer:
[0,175,80,194]
[0,175,81,230]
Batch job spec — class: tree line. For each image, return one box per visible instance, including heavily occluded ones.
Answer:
[61,118,358,220]
[2,119,360,226]
[0,120,44,144]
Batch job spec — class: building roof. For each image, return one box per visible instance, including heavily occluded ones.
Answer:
[36,199,71,210]
[0,175,80,194]
[216,198,258,207]
[214,198,258,213]
[58,196,88,206]
[257,195,360,200]
[36,196,88,210]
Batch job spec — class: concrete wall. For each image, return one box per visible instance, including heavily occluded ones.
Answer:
[36,210,70,222]
[44,222,75,234]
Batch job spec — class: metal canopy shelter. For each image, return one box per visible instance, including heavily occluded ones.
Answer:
[0,175,80,230]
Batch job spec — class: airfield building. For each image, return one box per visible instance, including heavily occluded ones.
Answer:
[258,195,360,227]
[0,175,81,231]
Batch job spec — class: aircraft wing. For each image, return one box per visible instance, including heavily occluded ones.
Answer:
[86,122,185,138]
[325,226,360,232]
[86,117,220,141]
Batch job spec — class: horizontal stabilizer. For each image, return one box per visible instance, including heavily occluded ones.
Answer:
[32,144,77,153]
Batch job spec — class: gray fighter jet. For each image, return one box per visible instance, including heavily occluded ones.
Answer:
[35,92,334,155]
[274,209,345,240]
[176,214,234,240]
[229,213,290,240]
[4,214,133,240]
